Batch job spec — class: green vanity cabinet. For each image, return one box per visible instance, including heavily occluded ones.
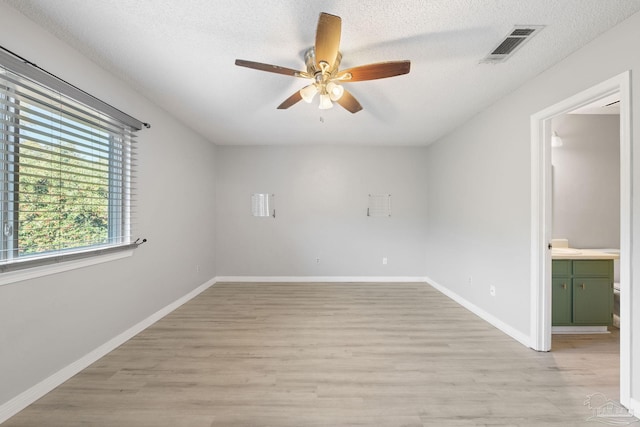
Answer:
[552,259,613,326]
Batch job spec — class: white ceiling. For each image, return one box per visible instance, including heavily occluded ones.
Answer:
[5,0,640,146]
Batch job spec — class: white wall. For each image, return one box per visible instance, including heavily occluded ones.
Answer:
[551,114,620,249]
[0,4,217,407]
[215,145,428,278]
[425,10,640,407]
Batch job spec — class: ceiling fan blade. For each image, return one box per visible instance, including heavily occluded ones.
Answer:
[277,91,303,109]
[338,60,411,82]
[235,59,308,78]
[315,13,341,70]
[336,90,362,114]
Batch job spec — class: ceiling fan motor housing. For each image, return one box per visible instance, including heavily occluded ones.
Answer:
[304,47,342,76]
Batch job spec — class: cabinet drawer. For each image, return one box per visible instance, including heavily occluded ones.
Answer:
[552,260,571,277]
[573,260,612,277]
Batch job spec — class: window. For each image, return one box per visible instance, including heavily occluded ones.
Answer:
[0,49,145,272]
[367,194,391,217]
[251,193,275,217]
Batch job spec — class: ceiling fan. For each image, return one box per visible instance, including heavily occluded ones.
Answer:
[235,12,411,114]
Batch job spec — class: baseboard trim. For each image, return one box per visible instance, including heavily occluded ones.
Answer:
[0,277,217,424]
[214,276,428,283]
[425,275,533,348]
[552,326,609,334]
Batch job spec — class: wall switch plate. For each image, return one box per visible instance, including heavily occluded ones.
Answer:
[382,257,388,265]
[489,285,496,296]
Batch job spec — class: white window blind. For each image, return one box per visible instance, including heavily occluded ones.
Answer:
[0,48,145,272]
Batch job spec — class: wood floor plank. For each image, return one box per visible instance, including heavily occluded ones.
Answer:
[3,282,627,426]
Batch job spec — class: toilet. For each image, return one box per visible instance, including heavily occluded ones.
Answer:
[613,281,620,328]
[598,248,621,329]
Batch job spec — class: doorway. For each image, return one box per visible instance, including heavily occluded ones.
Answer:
[530,71,631,408]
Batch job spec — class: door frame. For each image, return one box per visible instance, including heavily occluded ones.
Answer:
[529,71,631,407]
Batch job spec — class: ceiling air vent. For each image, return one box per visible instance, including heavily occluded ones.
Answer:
[481,25,544,63]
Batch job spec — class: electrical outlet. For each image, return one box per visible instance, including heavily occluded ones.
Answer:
[489,285,496,296]
[468,276,473,285]
[316,258,320,264]
[382,257,388,265]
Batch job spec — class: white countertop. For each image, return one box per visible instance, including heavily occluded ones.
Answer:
[552,248,619,260]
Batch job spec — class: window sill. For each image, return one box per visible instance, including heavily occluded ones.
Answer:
[0,249,133,287]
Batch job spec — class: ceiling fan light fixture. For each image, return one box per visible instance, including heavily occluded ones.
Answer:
[326,81,344,101]
[319,93,333,109]
[300,84,318,103]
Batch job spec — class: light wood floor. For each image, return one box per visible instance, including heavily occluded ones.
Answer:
[4,282,625,426]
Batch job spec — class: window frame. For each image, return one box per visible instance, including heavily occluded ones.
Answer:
[0,47,146,282]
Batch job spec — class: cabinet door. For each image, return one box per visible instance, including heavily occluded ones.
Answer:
[572,278,612,325]
[552,277,571,325]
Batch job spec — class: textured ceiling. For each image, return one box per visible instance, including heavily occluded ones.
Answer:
[5,0,640,146]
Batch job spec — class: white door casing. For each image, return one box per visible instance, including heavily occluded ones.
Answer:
[530,71,631,407]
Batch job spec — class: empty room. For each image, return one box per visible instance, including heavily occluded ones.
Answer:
[1,1,640,426]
